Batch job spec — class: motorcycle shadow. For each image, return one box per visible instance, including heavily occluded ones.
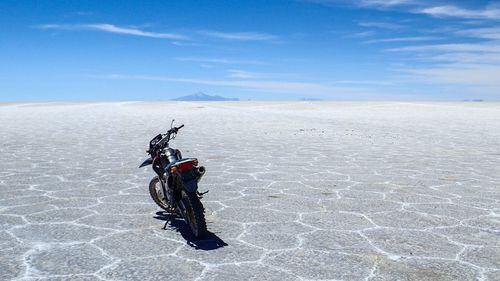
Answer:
[154,211,228,251]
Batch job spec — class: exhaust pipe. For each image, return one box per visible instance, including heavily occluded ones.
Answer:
[196,166,206,182]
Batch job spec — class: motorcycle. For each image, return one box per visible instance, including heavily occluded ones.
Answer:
[139,121,208,238]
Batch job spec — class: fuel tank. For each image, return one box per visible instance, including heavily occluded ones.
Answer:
[163,148,182,164]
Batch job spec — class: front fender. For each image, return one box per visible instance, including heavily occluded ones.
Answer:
[139,157,153,168]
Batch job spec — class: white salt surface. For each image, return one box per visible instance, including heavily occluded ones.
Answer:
[0,102,499,280]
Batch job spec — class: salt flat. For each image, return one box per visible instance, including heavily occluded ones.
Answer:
[1,102,499,281]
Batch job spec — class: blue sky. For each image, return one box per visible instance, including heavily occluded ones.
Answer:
[1,0,500,101]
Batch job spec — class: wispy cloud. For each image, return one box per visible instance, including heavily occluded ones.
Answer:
[426,52,500,65]
[457,27,500,40]
[103,74,364,96]
[402,64,500,87]
[175,57,265,65]
[37,24,277,44]
[225,69,302,80]
[386,43,500,53]
[358,21,406,30]
[386,37,500,95]
[358,0,414,8]
[345,30,377,38]
[328,80,397,86]
[200,31,277,41]
[227,69,258,79]
[307,0,414,8]
[311,0,500,22]
[37,23,188,40]
[418,5,500,20]
[364,36,443,44]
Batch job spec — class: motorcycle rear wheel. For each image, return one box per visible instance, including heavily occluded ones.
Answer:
[149,176,171,211]
[181,190,207,239]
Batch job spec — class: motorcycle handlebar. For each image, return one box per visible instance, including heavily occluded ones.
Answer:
[168,124,184,134]
[155,124,184,148]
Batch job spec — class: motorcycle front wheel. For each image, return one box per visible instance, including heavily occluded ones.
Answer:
[181,190,207,239]
[148,176,171,211]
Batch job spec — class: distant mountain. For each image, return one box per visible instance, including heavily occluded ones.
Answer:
[463,99,484,102]
[172,92,239,101]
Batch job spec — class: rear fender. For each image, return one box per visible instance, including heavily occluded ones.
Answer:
[183,179,199,193]
[170,160,199,192]
[177,169,198,193]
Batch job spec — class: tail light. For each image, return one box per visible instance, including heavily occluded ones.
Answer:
[178,162,193,172]
[171,161,194,173]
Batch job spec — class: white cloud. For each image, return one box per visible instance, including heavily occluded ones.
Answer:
[104,74,365,96]
[199,64,214,69]
[387,39,500,95]
[328,80,397,86]
[306,0,414,8]
[37,23,188,40]
[38,25,275,42]
[403,64,500,87]
[426,52,500,64]
[359,0,414,7]
[227,69,257,79]
[386,41,500,67]
[310,0,500,22]
[419,5,500,19]
[201,31,277,41]
[345,31,377,38]
[175,57,264,65]
[386,43,500,53]
[457,27,500,40]
[358,21,406,30]
[364,36,443,44]
[305,0,500,98]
